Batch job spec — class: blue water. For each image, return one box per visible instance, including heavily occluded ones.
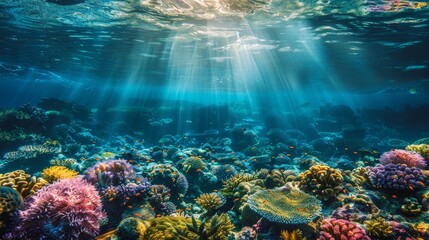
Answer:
[1,1,429,239]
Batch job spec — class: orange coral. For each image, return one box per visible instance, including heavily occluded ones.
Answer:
[0,170,49,198]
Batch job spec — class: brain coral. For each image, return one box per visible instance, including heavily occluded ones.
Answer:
[0,170,49,198]
[247,187,321,224]
[42,166,78,183]
[318,218,370,240]
[406,144,429,160]
[15,177,106,240]
[367,164,425,191]
[380,149,426,168]
[298,165,343,201]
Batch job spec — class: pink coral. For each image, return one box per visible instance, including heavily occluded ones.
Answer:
[318,218,370,240]
[380,149,426,168]
[14,177,106,240]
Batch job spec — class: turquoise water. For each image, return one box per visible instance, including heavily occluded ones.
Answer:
[1,1,429,239]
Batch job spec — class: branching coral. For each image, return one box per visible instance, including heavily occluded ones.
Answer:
[367,164,425,191]
[221,173,256,198]
[406,144,429,160]
[143,216,197,240]
[247,187,321,224]
[380,149,426,168]
[42,166,78,183]
[298,165,343,201]
[364,217,393,239]
[318,218,370,240]
[280,229,307,240]
[13,177,106,240]
[0,170,49,198]
[196,192,226,213]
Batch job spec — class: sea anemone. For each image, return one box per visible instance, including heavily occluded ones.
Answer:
[12,177,106,240]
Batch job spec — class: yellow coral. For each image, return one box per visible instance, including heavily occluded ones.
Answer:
[196,193,225,213]
[205,213,234,240]
[42,166,78,183]
[298,165,343,201]
[406,144,429,160]
[280,229,307,240]
[221,173,256,198]
[143,216,197,240]
[0,170,49,198]
[364,217,393,239]
[247,187,321,224]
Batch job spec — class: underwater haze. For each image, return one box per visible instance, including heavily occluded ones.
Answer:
[1,1,429,240]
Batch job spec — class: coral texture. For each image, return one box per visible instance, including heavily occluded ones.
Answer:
[367,164,425,190]
[15,177,106,240]
[84,159,135,187]
[298,165,343,200]
[196,192,226,213]
[222,173,256,198]
[380,149,426,168]
[247,187,321,224]
[0,170,49,198]
[406,144,429,160]
[364,217,393,239]
[42,166,78,183]
[280,229,307,240]
[318,218,370,240]
[0,187,23,231]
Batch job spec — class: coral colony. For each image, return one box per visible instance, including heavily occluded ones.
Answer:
[0,103,429,240]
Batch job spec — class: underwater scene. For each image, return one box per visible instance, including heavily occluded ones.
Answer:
[1,0,429,239]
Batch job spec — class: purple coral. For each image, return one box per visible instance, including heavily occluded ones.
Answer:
[84,159,134,187]
[380,149,426,168]
[318,218,370,240]
[367,164,425,191]
[12,177,106,240]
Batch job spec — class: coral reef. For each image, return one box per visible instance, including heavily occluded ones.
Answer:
[115,217,149,240]
[84,159,135,187]
[280,229,307,240]
[379,149,426,168]
[298,165,343,201]
[401,197,422,216]
[364,217,393,239]
[0,187,23,233]
[143,216,196,239]
[12,177,106,240]
[221,173,256,198]
[147,164,188,196]
[196,192,226,214]
[41,166,78,183]
[4,144,61,162]
[318,218,370,240]
[247,187,321,224]
[367,164,425,191]
[406,144,429,160]
[212,164,237,182]
[181,156,205,174]
[0,170,49,198]
[50,158,77,168]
